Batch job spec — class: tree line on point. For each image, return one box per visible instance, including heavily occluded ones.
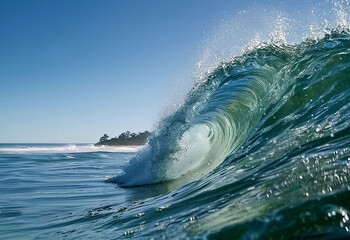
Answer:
[95,131,152,146]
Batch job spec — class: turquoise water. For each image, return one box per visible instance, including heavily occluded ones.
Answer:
[2,16,350,240]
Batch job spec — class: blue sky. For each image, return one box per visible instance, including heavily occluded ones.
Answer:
[0,0,322,143]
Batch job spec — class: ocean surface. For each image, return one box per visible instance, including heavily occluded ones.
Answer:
[0,144,144,239]
[3,7,350,239]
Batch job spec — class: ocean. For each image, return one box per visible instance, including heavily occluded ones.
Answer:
[2,9,350,240]
[0,144,143,239]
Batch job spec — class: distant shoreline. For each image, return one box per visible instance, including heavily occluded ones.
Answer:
[95,142,146,147]
[95,131,151,147]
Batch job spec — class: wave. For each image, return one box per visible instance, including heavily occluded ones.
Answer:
[111,29,350,188]
[109,3,350,189]
[0,144,142,154]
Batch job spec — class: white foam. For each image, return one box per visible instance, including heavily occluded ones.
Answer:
[165,124,211,179]
[0,144,142,154]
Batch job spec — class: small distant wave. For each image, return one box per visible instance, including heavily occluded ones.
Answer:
[0,144,142,154]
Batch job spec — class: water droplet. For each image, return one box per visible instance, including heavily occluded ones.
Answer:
[117,207,127,212]
[135,213,145,218]
[156,205,170,212]
[187,216,196,222]
[124,230,134,236]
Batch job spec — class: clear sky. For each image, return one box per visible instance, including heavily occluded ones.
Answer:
[0,0,323,143]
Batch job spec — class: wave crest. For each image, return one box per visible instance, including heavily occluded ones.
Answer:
[112,23,350,187]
